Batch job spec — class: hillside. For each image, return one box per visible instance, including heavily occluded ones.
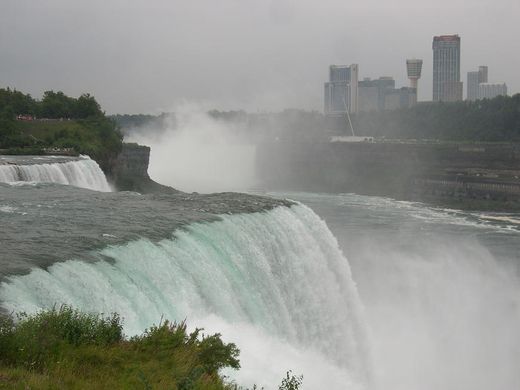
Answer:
[0,88,122,172]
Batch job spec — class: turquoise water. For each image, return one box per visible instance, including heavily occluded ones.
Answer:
[1,157,519,389]
[271,192,520,390]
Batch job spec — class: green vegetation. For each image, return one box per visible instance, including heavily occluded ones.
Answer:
[0,88,122,171]
[116,95,520,143]
[352,94,520,142]
[0,89,104,120]
[111,113,171,130]
[0,306,237,389]
[0,307,302,390]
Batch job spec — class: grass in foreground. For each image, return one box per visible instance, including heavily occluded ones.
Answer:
[0,306,302,390]
[0,306,239,389]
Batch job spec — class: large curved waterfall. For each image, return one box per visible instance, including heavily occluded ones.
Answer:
[0,204,370,389]
[0,156,111,192]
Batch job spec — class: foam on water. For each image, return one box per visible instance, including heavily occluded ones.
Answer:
[0,205,17,214]
[0,204,370,389]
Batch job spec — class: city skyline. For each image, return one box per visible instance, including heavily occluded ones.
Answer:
[1,0,519,114]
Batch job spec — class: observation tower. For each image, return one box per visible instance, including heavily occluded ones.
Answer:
[406,59,423,103]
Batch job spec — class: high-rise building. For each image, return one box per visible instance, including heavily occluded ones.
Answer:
[383,88,417,111]
[467,66,489,101]
[358,77,395,112]
[432,35,462,102]
[478,66,488,83]
[324,64,359,115]
[406,59,423,104]
[478,83,508,99]
[467,71,480,101]
[358,77,416,112]
[358,82,379,112]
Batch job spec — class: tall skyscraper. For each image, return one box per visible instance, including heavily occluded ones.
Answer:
[467,66,489,101]
[432,35,462,102]
[324,64,359,115]
[406,59,423,104]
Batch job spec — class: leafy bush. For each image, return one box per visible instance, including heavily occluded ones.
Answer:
[278,371,303,390]
[0,308,244,389]
[0,307,301,389]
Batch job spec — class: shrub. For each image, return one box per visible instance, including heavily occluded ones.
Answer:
[0,305,123,368]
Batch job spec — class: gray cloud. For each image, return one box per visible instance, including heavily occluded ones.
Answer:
[1,0,518,113]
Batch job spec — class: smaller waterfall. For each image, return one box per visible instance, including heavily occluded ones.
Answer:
[0,156,111,192]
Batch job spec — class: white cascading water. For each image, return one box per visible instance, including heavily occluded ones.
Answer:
[0,204,371,389]
[0,156,111,192]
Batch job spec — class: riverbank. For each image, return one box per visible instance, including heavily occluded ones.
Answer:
[256,140,520,212]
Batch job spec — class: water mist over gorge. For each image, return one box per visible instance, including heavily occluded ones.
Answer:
[115,108,520,389]
[125,105,257,193]
[1,113,520,389]
[2,0,520,386]
[288,193,520,390]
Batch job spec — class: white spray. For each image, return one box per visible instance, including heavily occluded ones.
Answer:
[0,204,372,389]
[126,103,256,193]
[0,156,111,192]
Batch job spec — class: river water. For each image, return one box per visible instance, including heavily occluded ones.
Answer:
[270,192,520,390]
[1,158,519,389]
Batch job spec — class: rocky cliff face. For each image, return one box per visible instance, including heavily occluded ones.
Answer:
[109,143,178,193]
[256,141,520,210]
[112,143,151,179]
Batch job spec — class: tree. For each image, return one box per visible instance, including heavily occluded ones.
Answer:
[39,90,75,118]
[74,93,102,118]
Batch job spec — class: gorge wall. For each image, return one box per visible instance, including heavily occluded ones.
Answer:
[109,143,177,193]
[256,141,520,210]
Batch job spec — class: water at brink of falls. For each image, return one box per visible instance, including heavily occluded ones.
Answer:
[1,157,520,389]
[0,155,111,192]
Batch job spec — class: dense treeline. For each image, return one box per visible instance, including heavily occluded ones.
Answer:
[0,88,122,170]
[115,94,520,143]
[111,113,171,130]
[352,94,520,142]
[0,88,103,119]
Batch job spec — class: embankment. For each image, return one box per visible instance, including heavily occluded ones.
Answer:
[256,141,520,210]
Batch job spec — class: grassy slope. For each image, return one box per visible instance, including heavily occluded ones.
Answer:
[0,307,239,390]
[4,119,122,172]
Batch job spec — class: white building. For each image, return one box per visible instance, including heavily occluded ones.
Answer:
[324,64,359,115]
[467,66,488,101]
[478,83,508,100]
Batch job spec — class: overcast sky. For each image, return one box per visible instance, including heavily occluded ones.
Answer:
[1,0,518,114]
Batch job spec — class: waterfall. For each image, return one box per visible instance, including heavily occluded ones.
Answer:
[0,156,111,192]
[0,204,370,389]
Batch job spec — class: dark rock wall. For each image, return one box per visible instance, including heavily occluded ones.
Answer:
[111,143,151,181]
[256,141,520,209]
[108,143,178,194]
